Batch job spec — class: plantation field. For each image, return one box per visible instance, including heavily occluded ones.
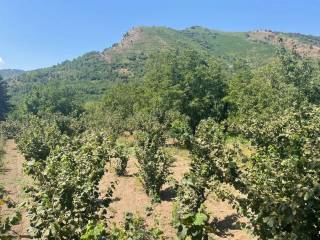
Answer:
[101,145,254,239]
[1,35,320,239]
[0,138,254,239]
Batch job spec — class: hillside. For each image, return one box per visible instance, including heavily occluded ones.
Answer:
[7,26,320,99]
[248,30,320,58]
[0,69,24,79]
[3,24,320,239]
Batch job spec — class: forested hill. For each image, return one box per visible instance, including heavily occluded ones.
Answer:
[0,69,24,79]
[6,26,320,98]
[2,25,320,239]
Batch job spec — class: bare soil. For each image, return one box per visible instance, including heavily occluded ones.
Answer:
[99,147,255,239]
[1,140,255,239]
[248,31,320,58]
[0,139,32,239]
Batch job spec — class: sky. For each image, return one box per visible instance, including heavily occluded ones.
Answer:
[0,0,320,70]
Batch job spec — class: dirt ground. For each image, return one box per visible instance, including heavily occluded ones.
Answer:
[0,140,254,240]
[0,139,32,239]
[99,146,255,240]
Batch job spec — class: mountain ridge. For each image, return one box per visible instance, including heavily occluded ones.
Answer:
[7,26,320,99]
[0,69,24,79]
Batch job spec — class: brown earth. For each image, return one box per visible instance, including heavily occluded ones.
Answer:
[0,140,255,239]
[248,31,320,58]
[0,139,32,239]
[99,147,255,240]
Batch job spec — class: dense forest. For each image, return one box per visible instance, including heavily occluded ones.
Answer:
[1,26,320,240]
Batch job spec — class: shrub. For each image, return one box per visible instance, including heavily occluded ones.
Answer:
[135,129,174,203]
[174,174,211,240]
[234,106,320,239]
[0,186,22,238]
[24,133,114,239]
[109,213,164,240]
[0,120,20,139]
[17,116,62,162]
[111,144,129,176]
[173,118,241,240]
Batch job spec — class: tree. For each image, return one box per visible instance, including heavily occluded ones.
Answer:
[174,119,241,240]
[23,132,114,239]
[143,49,227,131]
[0,76,10,121]
[225,53,300,137]
[235,105,320,239]
[135,127,174,203]
[21,85,83,117]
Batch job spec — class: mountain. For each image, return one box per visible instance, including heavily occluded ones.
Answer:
[7,26,320,99]
[0,69,24,79]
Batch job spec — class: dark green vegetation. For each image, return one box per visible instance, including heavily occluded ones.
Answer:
[7,26,320,103]
[1,26,320,239]
[0,69,24,79]
[0,76,11,121]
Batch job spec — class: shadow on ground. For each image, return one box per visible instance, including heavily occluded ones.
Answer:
[212,214,242,238]
[160,186,177,202]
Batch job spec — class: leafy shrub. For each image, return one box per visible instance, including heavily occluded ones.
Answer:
[0,186,22,238]
[234,106,320,239]
[0,120,20,139]
[109,213,164,240]
[80,222,107,240]
[190,119,243,190]
[0,133,4,168]
[16,116,63,178]
[169,115,192,148]
[17,116,62,162]
[81,213,164,240]
[22,85,84,116]
[174,118,242,240]
[24,133,114,239]
[135,129,174,203]
[111,144,129,176]
[0,76,11,121]
[174,175,211,240]
[175,207,211,240]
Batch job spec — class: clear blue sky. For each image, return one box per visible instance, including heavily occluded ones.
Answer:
[0,0,319,70]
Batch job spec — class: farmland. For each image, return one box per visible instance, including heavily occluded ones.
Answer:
[1,25,320,240]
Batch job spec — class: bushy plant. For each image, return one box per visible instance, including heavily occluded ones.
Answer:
[0,120,20,139]
[111,144,129,176]
[24,133,114,239]
[80,222,107,240]
[0,76,11,121]
[190,119,243,190]
[174,174,211,240]
[109,213,164,240]
[234,105,320,239]
[0,186,22,239]
[81,213,164,240]
[16,116,63,178]
[135,128,174,203]
[174,118,242,240]
[17,116,62,162]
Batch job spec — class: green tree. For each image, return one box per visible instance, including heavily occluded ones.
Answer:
[225,55,300,136]
[143,49,227,131]
[24,133,114,239]
[235,105,320,239]
[0,76,10,121]
[174,119,241,240]
[135,127,174,203]
[21,85,83,117]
